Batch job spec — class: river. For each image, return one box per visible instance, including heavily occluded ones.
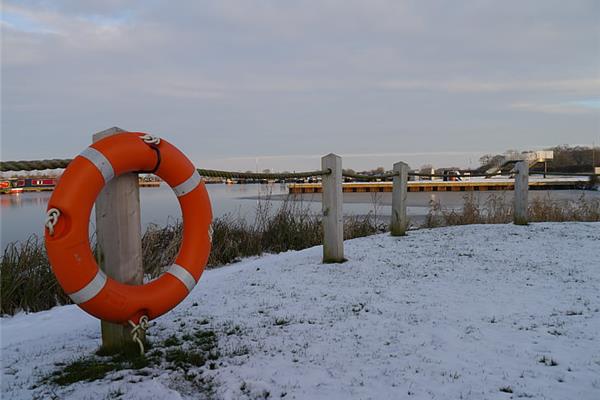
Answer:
[1,183,597,247]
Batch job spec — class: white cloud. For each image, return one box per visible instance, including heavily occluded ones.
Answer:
[380,78,600,95]
[2,0,599,167]
[510,101,597,114]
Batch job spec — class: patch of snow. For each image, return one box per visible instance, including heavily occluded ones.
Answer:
[2,222,599,399]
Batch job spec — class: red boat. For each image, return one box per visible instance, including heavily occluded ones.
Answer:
[0,177,57,194]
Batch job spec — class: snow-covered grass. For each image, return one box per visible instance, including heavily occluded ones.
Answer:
[2,222,599,399]
[1,199,380,316]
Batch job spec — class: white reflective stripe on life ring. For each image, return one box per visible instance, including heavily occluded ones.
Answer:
[172,170,201,197]
[79,147,114,183]
[68,269,107,304]
[166,264,197,292]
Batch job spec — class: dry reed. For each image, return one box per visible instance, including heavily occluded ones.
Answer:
[424,192,600,228]
[1,196,380,315]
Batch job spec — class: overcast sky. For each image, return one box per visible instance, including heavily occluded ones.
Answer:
[2,0,599,171]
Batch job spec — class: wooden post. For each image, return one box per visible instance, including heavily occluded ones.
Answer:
[321,153,344,263]
[513,161,529,225]
[93,127,144,351]
[390,162,408,236]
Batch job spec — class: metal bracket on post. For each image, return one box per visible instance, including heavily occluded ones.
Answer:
[513,161,529,225]
[390,162,408,236]
[93,127,145,351]
[321,153,344,263]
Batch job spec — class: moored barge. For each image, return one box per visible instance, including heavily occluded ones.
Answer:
[288,178,592,194]
[0,178,57,194]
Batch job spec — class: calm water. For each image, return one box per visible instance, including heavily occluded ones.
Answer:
[1,184,597,246]
[0,184,389,246]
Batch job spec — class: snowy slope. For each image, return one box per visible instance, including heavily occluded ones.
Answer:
[2,222,599,400]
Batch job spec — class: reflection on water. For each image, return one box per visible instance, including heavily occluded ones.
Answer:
[1,183,597,246]
[0,191,52,208]
[0,184,384,246]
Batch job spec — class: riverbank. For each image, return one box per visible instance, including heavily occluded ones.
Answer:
[1,184,387,245]
[2,222,599,399]
[3,191,599,315]
[0,199,381,315]
[3,183,598,245]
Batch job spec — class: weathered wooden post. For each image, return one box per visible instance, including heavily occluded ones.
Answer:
[321,153,344,263]
[94,127,144,351]
[390,162,409,236]
[513,161,529,225]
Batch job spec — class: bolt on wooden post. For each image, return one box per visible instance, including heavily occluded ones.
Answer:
[321,153,344,263]
[513,161,529,225]
[93,127,144,351]
[390,162,408,236]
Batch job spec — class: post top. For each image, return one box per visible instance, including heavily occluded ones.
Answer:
[393,161,409,169]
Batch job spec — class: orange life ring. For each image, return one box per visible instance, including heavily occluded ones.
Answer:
[44,132,212,325]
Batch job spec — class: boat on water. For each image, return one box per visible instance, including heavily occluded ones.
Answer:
[0,177,57,194]
[0,176,161,194]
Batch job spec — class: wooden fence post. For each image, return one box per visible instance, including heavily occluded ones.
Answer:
[390,162,408,236]
[513,161,529,225]
[93,127,144,351]
[321,153,344,263]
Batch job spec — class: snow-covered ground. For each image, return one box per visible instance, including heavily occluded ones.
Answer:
[2,222,599,400]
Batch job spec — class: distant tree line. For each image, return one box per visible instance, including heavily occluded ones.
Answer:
[478,145,600,173]
[342,167,386,176]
